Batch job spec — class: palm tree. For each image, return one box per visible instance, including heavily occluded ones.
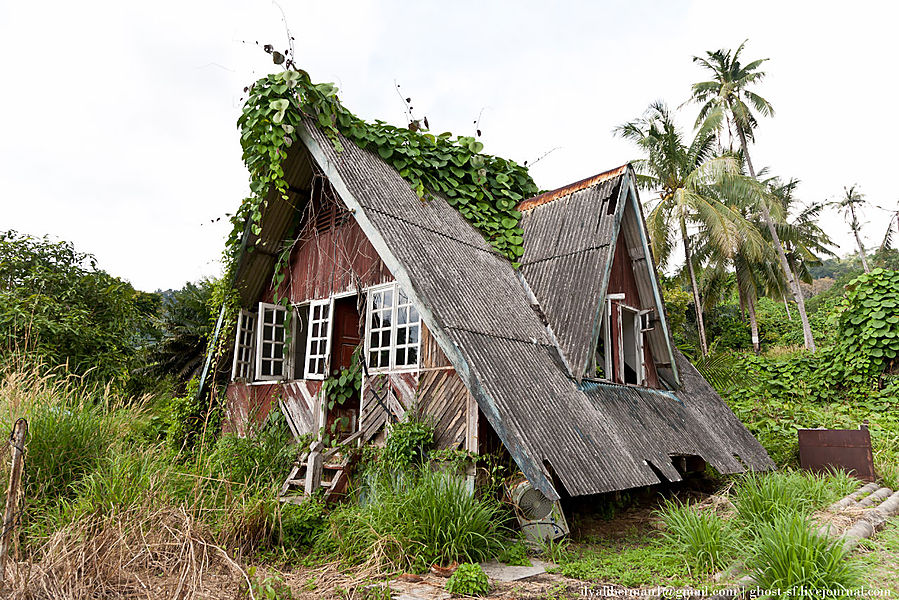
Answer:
[833,185,870,273]
[690,41,818,351]
[615,102,765,355]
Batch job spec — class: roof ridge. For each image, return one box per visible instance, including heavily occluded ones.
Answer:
[516,164,629,212]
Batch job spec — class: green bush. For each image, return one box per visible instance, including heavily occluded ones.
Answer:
[445,562,489,596]
[497,540,531,566]
[383,415,434,470]
[204,409,295,489]
[655,499,734,573]
[747,512,862,596]
[280,499,327,548]
[71,448,171,517]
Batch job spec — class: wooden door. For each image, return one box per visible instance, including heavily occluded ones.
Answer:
[326,296,362,438]
[332,297,361,372]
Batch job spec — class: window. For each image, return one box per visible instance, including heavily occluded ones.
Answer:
[365,282,421,371]
[231,310,256,380]
[594,295,649,386]
[304,299,332,379]
[256,302,288,380]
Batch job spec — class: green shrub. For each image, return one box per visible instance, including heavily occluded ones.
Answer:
[71,448,171,517]
[445,562,489,596]
[204,409,295,489]
[497,540,531,566]
[17,392,119,502]
[655,499,734,572]
[280,499,327,548]
[384,415,434,470]
[747,512,862,596]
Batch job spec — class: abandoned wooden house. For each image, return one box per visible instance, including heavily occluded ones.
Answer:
[216,119,773,524]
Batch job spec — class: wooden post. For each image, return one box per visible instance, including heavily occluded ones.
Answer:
[304,441,324,496]
[0,419,27,587]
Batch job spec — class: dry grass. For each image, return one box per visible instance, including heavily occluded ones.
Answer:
[4,505,246,599]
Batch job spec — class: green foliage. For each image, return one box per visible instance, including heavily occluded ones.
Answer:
[746,513,862,597]
[232,69,538,270]
[550,536,700,587]
[204,409,296,489]
[384,415,435,470]
[321,351,362,411]
[0,230,157,387]
[13,391,120,503]
[826,268,899,384]
[445,562,489,596]
[497,540,531,566]
[140,278,216,392]
[655,499,735,573]
[165,377,221,454]
[245,567,294,600]
[328,471,506,572]
[280,499,328,548]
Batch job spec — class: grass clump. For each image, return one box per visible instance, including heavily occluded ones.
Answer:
[329,470,506,573]
[747,512,862,596]
[734,469,857,529]
[655,499,735,573]
[445,562,489,596]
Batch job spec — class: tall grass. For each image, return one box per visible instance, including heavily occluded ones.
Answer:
[733,469,857,530]
[655,499,735,573]
[747,512,862,596]
[329,470,507,572]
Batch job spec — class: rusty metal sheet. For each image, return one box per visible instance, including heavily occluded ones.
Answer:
[799,428,876,481]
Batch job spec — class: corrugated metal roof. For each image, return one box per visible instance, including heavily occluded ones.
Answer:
[239,120,774,500]
[519,178,620,378]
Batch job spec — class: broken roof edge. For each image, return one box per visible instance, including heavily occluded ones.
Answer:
[516,164,629,212]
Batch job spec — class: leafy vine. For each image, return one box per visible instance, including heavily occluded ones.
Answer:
[227,67,539,274]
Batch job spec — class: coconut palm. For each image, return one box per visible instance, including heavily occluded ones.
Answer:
[615,101,765,356]
[690,41,817,351]
[832,185,870,273]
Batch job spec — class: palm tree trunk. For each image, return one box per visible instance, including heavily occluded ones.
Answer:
[680,217,708,356]
[848,202,870,273]
[736,125,816,352]
[783,294,792,320]
[747,293,760,354]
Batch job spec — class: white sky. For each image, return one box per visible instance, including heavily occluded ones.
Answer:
[1,1,897,291]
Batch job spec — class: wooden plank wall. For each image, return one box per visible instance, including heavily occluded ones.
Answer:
[358,322,477,451]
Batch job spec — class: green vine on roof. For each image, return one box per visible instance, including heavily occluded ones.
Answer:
[226,67,539,273]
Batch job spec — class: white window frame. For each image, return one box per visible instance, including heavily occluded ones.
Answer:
[364,282,422,373]
[231,309,256,381]
[598,295,646,386]
[255,302,288,381]
[304,298,333,380]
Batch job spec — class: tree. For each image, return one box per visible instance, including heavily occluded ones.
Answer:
[690,41,818,351]
[615,102,765,355]
[833,185,870,273]
[0,230,157,385]
[140,279,216,391]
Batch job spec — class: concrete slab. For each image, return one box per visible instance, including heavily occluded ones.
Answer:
[479,559,549,582]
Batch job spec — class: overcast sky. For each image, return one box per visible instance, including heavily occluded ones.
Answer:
[2,1,897,291]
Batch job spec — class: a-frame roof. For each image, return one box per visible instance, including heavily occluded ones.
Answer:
[232,120,773,499]
[518,165,679,386]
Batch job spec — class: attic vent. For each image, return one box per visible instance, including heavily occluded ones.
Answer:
[312,200,351,233]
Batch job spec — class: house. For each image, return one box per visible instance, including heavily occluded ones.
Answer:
[215,119,773,502]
